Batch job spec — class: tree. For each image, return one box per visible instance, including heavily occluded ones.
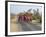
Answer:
[27,9,32,12]
[33,9,36,15]
[33,9,40,16]
[36,9,39,16]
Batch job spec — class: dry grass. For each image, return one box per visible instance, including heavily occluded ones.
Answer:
[10,16,20,32]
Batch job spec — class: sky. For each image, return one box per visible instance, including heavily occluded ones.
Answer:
[10,4,42,14]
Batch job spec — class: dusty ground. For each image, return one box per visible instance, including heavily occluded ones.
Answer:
[10,16,41,32]
[10,16,22,32]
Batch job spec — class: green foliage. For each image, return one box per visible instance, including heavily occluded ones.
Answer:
[39,17,42,23]
[32,15,42,23]
[32,16,37,20]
